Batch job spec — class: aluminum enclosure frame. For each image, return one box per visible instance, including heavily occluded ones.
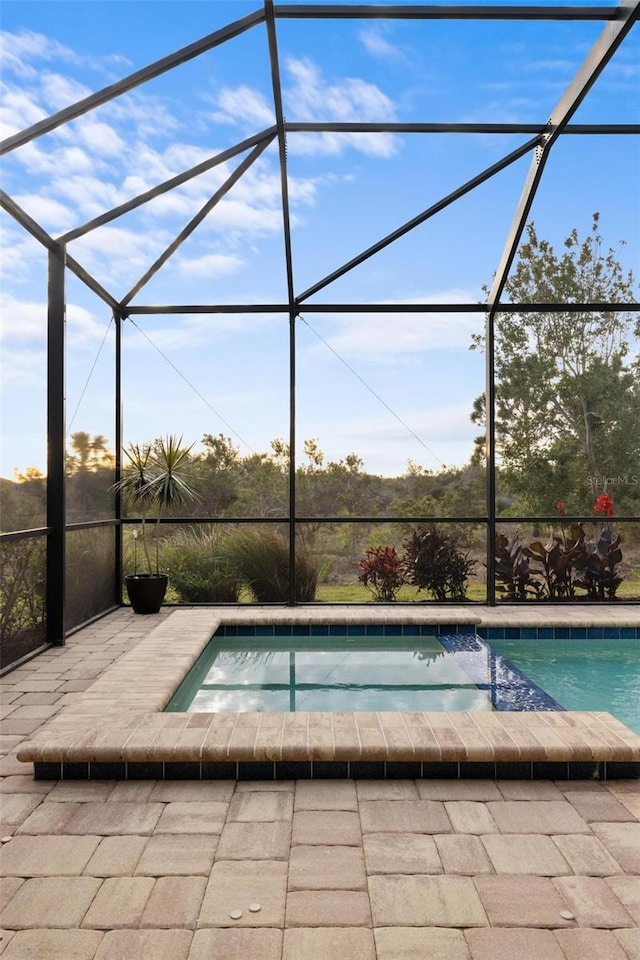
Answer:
[1,0,638,645]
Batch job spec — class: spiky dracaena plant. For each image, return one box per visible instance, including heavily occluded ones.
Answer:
[113,436,198,574]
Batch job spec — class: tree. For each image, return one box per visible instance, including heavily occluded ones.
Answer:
[472,214,639,515]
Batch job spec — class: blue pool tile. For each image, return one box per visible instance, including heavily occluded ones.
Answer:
[313,761,349,778]
[504,628,520,639]
[619,627,637,639]
[295,625,310,636]
[220,625,236,637]
[254,626,274,637]
[485,628,504,640]
[276,761,311,779]
[586,627,604,639]
[570,627,587,639]
[538,628,554,639]
[330,625,347,637]
[554,627,570,639]
[90,762,126,780]
[402,625,420,636]
[237,626,255,637]
[606,628,620,640]
[347,624,362,636]
[311,625,329,636]
[476,627,488,639]
[34,763,62,780]
[274,625,293,637]
[521,628,537,640]
[365,625,384,636]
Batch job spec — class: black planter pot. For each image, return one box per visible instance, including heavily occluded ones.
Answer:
[125,574,168,614]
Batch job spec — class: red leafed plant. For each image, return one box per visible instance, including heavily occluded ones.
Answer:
[358,545,407,602]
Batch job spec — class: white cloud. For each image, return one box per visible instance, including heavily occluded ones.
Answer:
[302,290,485,362]
[211,57,399,158]
[176,253,245,278]
[0,292,107,348]
[211,86,274,127]
[359,26,403,60]
[12,194,76,233]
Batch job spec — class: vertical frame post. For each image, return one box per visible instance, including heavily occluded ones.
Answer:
[485,309,496,605]
[114,311,123,604]
[289,309,297,605]
[46,246,66,643]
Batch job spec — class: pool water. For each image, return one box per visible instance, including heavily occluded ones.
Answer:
[490,637,640,735]
[166,636,492,712]
[165,633,559,714]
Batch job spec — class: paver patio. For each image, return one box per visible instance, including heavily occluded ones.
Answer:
[1,607,639,958]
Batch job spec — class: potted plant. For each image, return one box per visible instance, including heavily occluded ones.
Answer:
[113,435,198,614]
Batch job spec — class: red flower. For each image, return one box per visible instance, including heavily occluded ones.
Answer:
[593,493,614,518]
[556,500,564,511]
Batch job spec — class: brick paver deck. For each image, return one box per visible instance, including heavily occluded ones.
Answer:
[1,607,639,958]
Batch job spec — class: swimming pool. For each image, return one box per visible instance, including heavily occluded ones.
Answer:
[489,636,640,735]
[165,630,563,715]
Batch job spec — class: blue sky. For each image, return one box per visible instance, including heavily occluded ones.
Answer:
[1,1,638,478]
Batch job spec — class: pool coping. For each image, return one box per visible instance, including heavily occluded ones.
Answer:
[17,608,640,780]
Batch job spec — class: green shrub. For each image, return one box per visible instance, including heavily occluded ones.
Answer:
[228,529,318,602]
[161,527,241,603]
[404,527,475,601]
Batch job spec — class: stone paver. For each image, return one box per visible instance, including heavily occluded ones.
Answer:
[369,875,488,927]
[606,876,640,923]
[0,835,100,876]
[552,834,624,877]
[0,929,103,960]
[81,876,155,929]
[215,821,291,859]
[153,801,227,834]
[292,810,361,846]
[563,791,638,823]
[473,875,574,928]
[1,877,102,929]
[227,790,293,821]
[83,835,148,877]
[363,832,442,875]
[359,800,451,835]
[199,860,287,927]
[93,929,192,960]
[134,834,218,876]
[434,834,494,875]
[554,928,632,960]
[416,781,504,801]
[356,780,420,802]
[289,844,367,890]
[497,781,565,801]
[282,927,376,960]
[613,928,640,960]
[139,875,206,929]
[62,802,164,836]
[553,876,635,928]
[0,777,52,795]
[16,801,81,835]
[375,926,471,960]
[445,801,499,834]
[0,878,23,912]
[296,779,359,809]
[0,795,42,826]
[286,890,372,926]
[148,781,235,802]
[481,834,572,875]
[487,801,591,835]
[591,823,640,873]
[46,781,115,802]
[188,928,282,960]
[464,928,565,960]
